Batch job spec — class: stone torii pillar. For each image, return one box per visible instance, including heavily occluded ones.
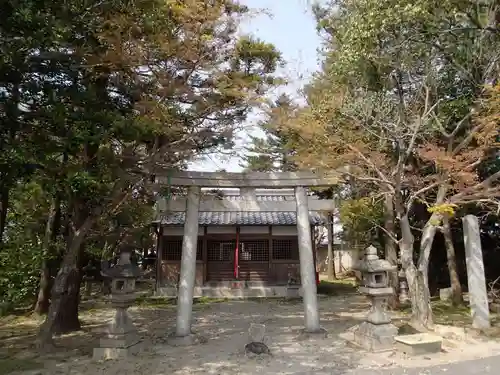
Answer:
[295,186,323,334]
[172,185,201,344]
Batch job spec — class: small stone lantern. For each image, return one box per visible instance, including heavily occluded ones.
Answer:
[398,267,410,304]
[93,249,144,360]
[352,245,398,351]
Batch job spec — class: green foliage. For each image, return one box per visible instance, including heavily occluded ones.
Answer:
[338,197,384,245]
[0,0,282,316]
[428,203,458,217]
[287,0,500,328]
[293,0,500,212]
[0,182,51,307]
[0,242,42,309]
[241,94,299,172]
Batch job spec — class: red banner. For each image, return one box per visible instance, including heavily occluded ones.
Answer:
[234,231,239,279]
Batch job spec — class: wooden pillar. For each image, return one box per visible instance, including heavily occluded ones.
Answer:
[311,225,317,270]
[295,186,321,333]
[156,225,164,289]
[268,225,273,275]
[175,186,201,338]
[327,212,335,280]
[202,226,208,284]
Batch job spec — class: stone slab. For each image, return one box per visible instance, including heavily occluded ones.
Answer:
[93,344,140,360]
[395,333,442,355]
[353,322,398,352]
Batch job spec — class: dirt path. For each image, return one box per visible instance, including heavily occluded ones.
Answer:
[2,295,500,374]
[350,355,499,375]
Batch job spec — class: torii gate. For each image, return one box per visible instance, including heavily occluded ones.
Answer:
[155,170,339,343]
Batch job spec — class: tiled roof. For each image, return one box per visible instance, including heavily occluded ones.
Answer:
[221,195,295,201]
[155,211,326,226]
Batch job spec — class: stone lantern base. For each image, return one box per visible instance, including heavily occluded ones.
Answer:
[93,345,140,360]
[353,287,398,351]
[93,302,141,360]
[353,321,398,352]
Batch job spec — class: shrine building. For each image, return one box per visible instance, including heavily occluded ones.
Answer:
[152,187,333,297]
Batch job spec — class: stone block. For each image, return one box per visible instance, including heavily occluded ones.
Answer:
[395,333,442,355]
[286,286,301,298]
[353,321,398,351]
[93,345,140,360]
[248,323,266,343]
[489,302,500,314]
[463,215,490,329]
[439,287,453,302]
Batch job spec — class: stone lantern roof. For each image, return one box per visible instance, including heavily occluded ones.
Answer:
[353,245,397,273]
[101,250,143,279]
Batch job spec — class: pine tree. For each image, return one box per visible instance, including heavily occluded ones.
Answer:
[241,94,298,172]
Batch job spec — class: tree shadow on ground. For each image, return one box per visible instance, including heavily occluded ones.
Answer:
[0,295,370,375]
[317,279,359,296]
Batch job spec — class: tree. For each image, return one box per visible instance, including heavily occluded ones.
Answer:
[36,0,281,347]
[0,0,282,345]
[0,0,54,243]
[241,94,298,172]
[284,0,500,328]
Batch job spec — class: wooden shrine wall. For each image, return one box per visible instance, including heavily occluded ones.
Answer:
[157,226,304,286]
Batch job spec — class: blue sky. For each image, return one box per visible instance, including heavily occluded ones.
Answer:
[189,0,322,172]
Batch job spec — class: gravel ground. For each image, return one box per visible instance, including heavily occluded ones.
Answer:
[3,295,500,375]
[350,354,499,375]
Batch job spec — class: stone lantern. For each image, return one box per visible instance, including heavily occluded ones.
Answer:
[398,268,410,304]
[93,249,144,360]
[352,245,398,351]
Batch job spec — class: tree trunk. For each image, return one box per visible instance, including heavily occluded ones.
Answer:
[400,215,433,330]
[442,216,463,306]
[34,197,61,315]
[38,253,82,347]
[52,266,82,335]
[384,194,398,309]
[38,216,94,347]
[34,263,52,315]
[410,185,448,328]
[0,183,9,244]
[417,215,438,309]
[327,212,336,280]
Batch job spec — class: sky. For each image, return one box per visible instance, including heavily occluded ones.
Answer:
[188,0,323,172]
